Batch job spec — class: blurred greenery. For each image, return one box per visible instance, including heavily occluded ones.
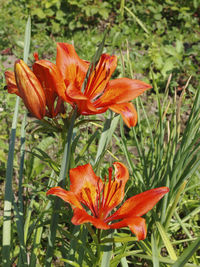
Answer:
[0,0,199,88]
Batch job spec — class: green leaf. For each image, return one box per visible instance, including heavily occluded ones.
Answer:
[23,16,31,64]
[95,114,120,168]
[31,8,46,19]
[156,222,177,261]
[151,233,160,267]
[124,6,149,34]
[161,58,174,77]
[2,16,31,267]
[59,259,80,267]
[172,237,200,267]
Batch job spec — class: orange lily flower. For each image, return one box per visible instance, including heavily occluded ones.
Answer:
[5,44,151,125]
[47,162,169,240]
[56,43,152,127]
[33,43,152,127]
[5,59,64,119]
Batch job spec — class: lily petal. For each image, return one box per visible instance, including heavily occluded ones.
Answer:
[110,102,138,127]
[46,186,83,210]
[66,82,88,101]
[100,162,129,219]
[110,216,147,240]
[70,164,102,193]
[56,43,89,89]
[78,101,107,115]
[84,54,117,100]
[67,83,107,114]
[5,71,20,96]
[95,78,152,107]
[105,162,129,209]
[70,164,103,215]
[33,59,71,109]
[72,208,109,230]
[108,187,169,221]
[114,162,129,184]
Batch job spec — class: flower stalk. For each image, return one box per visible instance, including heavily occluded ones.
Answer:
[45,107,77,266]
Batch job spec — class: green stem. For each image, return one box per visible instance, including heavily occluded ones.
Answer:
[59,107,78,187]
[45,108,77,266]
[18,113,27,219]
[85,224,102,266]
[85,223,99,244]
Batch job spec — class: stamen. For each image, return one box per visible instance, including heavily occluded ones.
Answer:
[106,182,118,207]
[85,55,110,99]
[101,167,113,208]
[104,179,123,211]
[82,188,97,217]
[108,167,113,184]
[96,178,102,217]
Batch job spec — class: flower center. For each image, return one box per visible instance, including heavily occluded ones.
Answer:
[96,168,122,220]
[79,168,123,221]
[84,55,110,101]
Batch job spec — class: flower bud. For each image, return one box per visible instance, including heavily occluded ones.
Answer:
[14,59,46,119]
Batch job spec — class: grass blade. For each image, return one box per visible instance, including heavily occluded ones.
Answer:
[2,16,31,266]
[94,113,120,171]
[13,200,28,266]
[172,237,200,267]
[156,222,177,261]
[23,16,31,64]
[124,6,149,34]
[2,97,20,266]
[165,181,187,230]
[151,233,160,267]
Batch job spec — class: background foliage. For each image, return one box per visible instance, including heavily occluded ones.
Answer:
[1,0,199,89]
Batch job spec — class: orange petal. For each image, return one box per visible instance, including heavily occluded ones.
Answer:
[100,162,129,219]
[14,59,46,119]
[84,54,117,100]
[77,100,106,115]
[4,71,20,96]
[33,59,71,114]
[110,216,147,240]
[104,162,129,209]
[69,164,104,216]
[114,162,129,184]
[109,102,138,128]
[108,187,169,221]
[46,186,83,210]
[72,208,109,229]
[56,43,89,90]
[67,83,106,114]
[66,82,88,101]
[95,78,152,107]
[70,164,102,193]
